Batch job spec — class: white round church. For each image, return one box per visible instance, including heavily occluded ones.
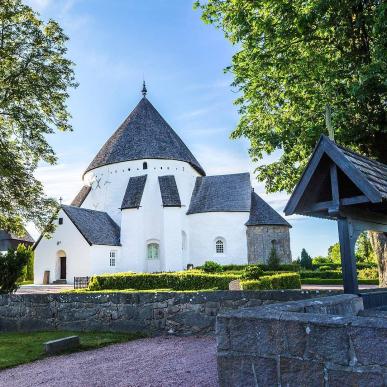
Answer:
[34,87,291,284]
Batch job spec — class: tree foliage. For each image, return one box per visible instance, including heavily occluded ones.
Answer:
[267,245,280,270]
[0,244,32,293]
[300,248,313,269]
[195,0,386,193]
[0,0,77,234]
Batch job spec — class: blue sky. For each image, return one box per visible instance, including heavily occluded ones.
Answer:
[25,0,338,258]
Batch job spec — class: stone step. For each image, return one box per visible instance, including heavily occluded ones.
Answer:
[44,336,80,354]
[52,279,67,284]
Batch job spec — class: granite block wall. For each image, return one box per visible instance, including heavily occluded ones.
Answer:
[217,294,387,387]
[0,290,334,335]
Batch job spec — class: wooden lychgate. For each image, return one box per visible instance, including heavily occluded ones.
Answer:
[285,135,387,293]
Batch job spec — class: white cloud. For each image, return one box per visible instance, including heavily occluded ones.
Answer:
[34,163,84,204]
[24,0,52,11]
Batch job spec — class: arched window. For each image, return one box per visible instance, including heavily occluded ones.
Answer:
[215,239,224,254]
[143,162,148,170]
[147,243,159,260]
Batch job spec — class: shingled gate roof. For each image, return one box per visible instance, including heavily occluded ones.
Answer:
[158,175,181,207]
[62,205,120,246]
[71,185,91,207]
[187,173,252,214]
[246,192,291,227]
[338,145,387,200]
[121,175,147,209]
[84,97,205,176]
[285,135,387,218]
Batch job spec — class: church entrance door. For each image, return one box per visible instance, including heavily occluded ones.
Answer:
[60,256,66,279]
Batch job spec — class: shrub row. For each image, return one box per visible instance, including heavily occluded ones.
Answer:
[301,278,379,285]
[312,262,376,271]
[301,268,379,280]
[88,271,302,292]
[88,272,239,291]
[198,263,300,272]
[241,273,301,290]
[300,270,342,279]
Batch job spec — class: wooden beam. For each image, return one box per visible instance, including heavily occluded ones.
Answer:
[300,195,370,215]
[337,218,359,294]
[340,195,369,206]
[284,141,326,215]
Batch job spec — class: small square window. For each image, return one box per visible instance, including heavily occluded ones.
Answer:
[58,218,63,225]
[109,251,117,267]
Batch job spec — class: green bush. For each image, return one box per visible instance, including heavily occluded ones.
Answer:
[301,278,378,285]
[0,245,32,293]
[300,270,342,279]
[88,272,238,291]
[25,251,34,281]
[358,268,378,280]
[241,273,301,290]
[241,265,264,280]
[318,265,332,271]
[267,246,280,270]
[201,261,223,273]
[217,263,300,272]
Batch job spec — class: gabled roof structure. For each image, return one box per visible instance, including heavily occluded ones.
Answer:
[187,173,251,214]
[121,175,147,209]
[158,175,181,207]
[62,205,120,246]
[0,229,34,251]
[246,192,291,227]
[285,135,387,294]
[71,185,91,207]
[285,135,387,219]
[84,97,205,176]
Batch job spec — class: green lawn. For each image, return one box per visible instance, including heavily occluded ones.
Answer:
[18,280,33,285]
[0,331,145,370]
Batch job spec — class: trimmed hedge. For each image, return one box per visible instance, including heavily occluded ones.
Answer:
[88,272,238,291]
[300,270,342,279]
[312,262,377,271]
[218,263,300,272]
[88,271,301,292]
[301,278,379,285]
[241,273,301,290]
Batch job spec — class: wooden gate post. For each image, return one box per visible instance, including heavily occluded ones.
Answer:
[337,217,359,294]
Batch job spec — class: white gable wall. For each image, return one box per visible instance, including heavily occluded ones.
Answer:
[34,209,91,284]
[187,212,249,267]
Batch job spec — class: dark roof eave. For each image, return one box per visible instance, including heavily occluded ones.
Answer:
[187,210,251,215]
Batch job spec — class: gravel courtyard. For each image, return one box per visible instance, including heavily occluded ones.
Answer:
[0,336,218,387]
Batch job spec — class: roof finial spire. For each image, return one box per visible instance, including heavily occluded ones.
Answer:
[141,80,147,98]
[325,103,334,141]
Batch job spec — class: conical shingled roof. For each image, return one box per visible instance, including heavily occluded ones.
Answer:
[84,97,205,176]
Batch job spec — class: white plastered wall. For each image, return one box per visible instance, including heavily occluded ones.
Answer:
[187,212,249,267]
[34,209,91,284]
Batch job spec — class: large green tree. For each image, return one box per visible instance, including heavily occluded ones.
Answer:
[0,0,77,235]
[195,0,387,285]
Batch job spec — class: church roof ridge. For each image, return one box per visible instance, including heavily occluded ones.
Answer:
[84,97,205,177]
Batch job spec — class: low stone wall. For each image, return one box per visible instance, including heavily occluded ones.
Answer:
[0,290,336,335]
[217,294,387,386]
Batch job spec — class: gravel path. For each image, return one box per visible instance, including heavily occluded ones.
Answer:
[0,336,218,387]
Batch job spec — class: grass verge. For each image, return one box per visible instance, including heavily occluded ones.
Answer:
[0,331,145,370]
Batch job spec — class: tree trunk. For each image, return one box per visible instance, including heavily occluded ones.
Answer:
[369,231,387,288]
